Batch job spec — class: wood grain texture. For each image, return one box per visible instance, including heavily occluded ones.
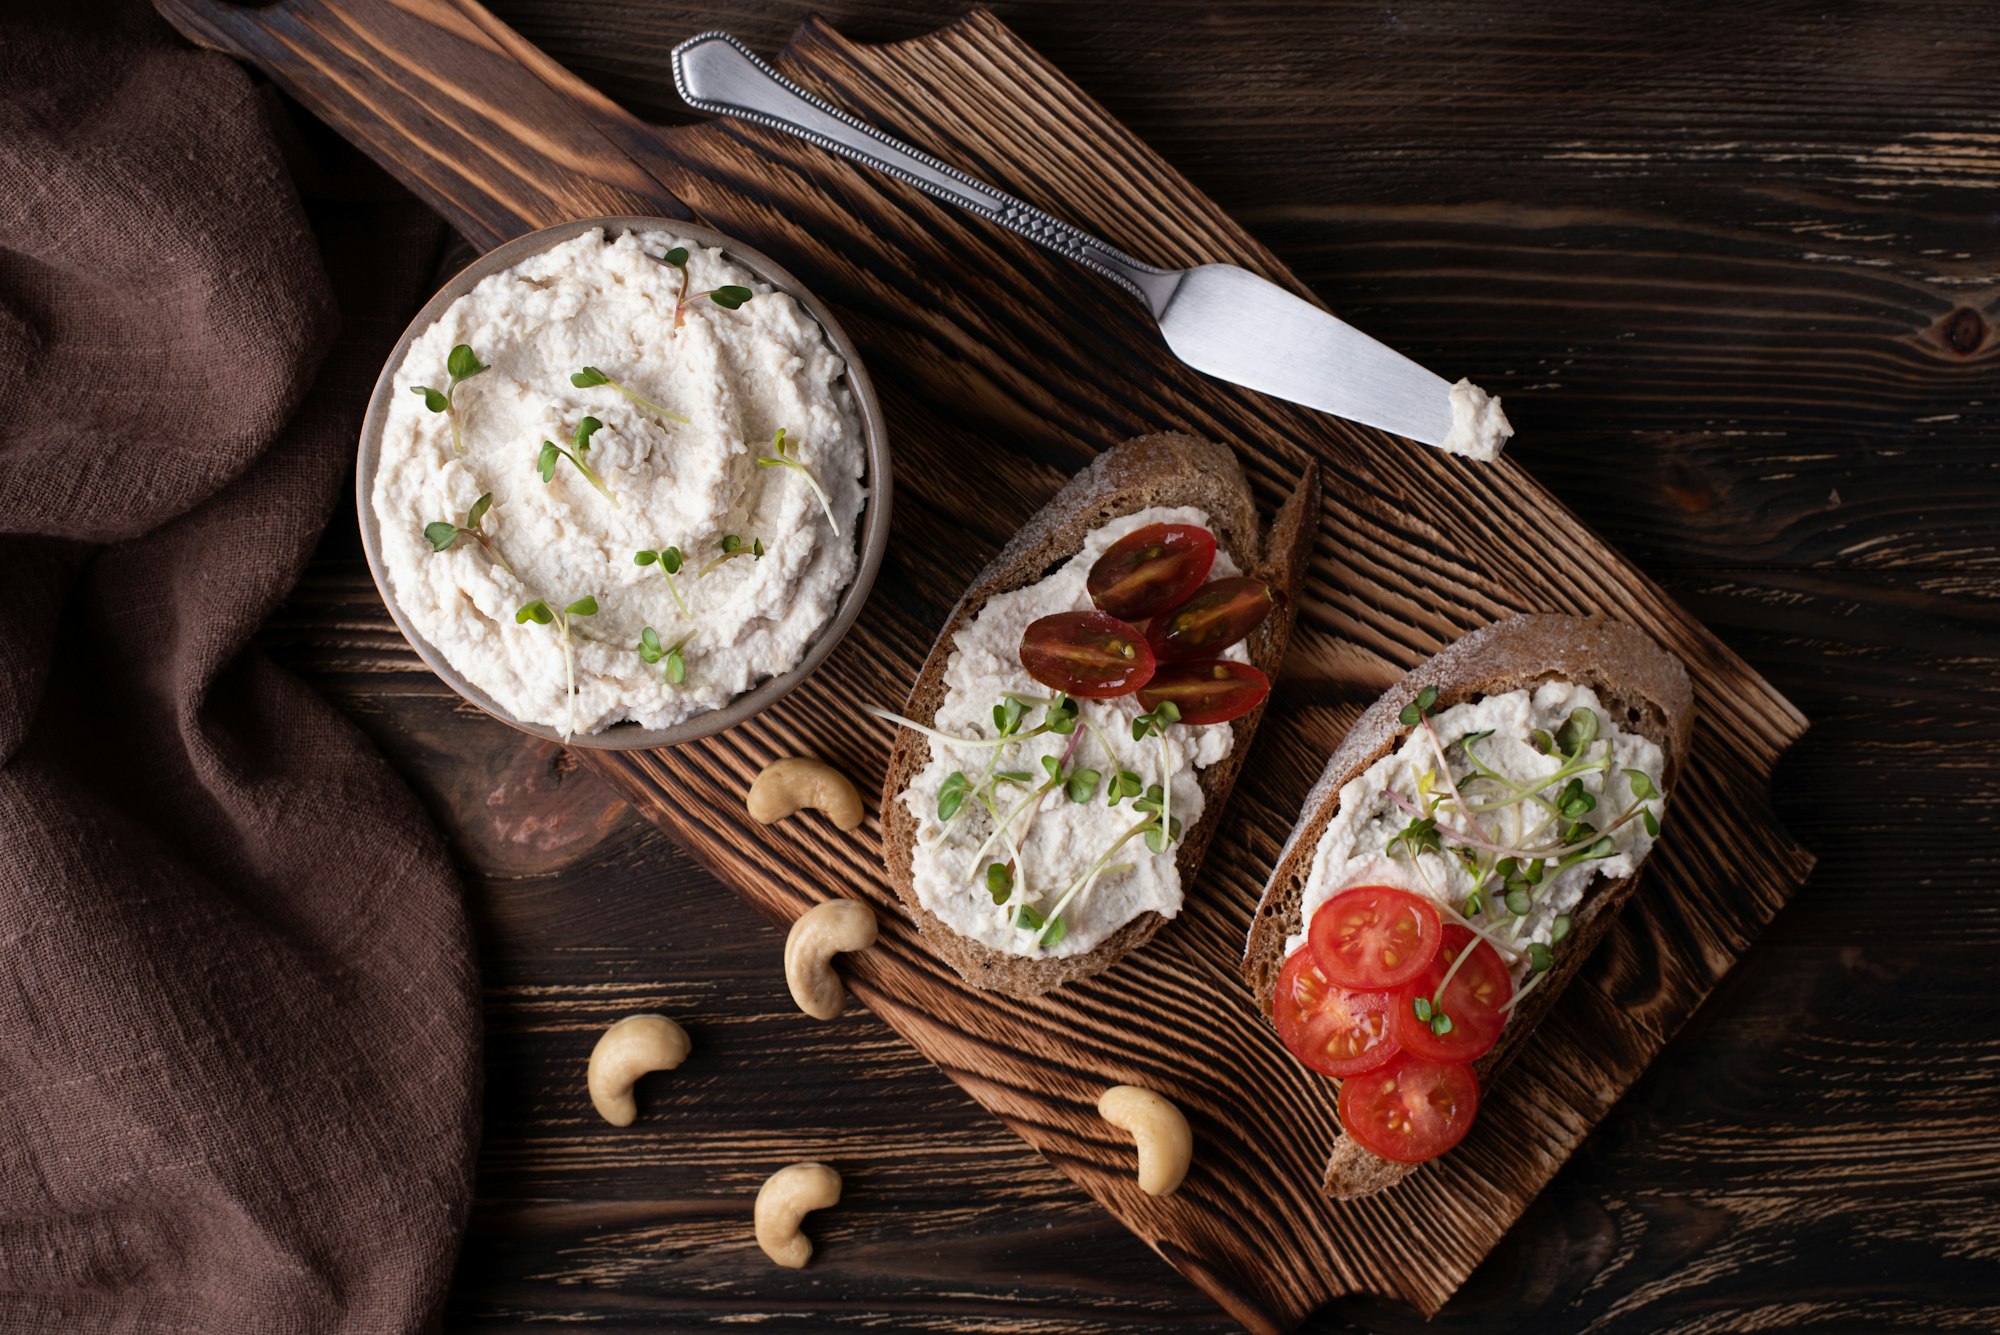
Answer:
[196,0,2000,1328]
[158,0,1826,1324]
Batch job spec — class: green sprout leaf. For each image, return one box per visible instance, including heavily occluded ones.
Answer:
[424,521,459,552]
[571,366,610,388]
[1552,914,1573,943]
[662,246,689,268]
[1624,768,1658,800]
[465,492,493,531]
[1412,996,1433,1023]
[985,862,1013,904]
[1132,698,1181,741]
[1643,807,1661,837]
[1527,942,1554,975]
[1556,706,1600,757]
[446,344,486,382]
[993,696,1028,737]
[664,646,686,684]
[515,599,553,625]
[638,626,664,664]
[565,595,598,618]
[1429,1013,1455,1037]
[708,284,754,310]
[536,441,560,483]
[937,771,970,822]
[1044,694,1078,736]
[1066,768,1102,804]
[573,416,602,455]
[1399,684,1440,726]
[1386,815,1441,859]
[1558,834,1617,870]
[1106,770,1144,808]
[1143,815,1183,854]
[1557,777,1598,821]
[1505,887,1532,916]
[412,385,449,413]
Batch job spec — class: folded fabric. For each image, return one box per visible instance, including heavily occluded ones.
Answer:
[0,2,480,1330]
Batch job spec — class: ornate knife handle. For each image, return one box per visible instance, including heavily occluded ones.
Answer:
[672,31,1178,314]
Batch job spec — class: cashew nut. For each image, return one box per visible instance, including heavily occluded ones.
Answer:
[586,1014,691,1127]
[784,899,878,1020]
[754,1161,842,1268]
[747,757,865,831]
[1098,1084,1193,1196]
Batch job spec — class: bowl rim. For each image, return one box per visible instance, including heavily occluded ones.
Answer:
[355,215,891,750]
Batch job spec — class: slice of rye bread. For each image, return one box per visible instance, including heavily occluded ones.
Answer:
[881,432,1319,998]
[1242,613,1694,1199]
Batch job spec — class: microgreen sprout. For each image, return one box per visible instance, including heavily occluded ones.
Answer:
[937,771,972,821]
[653,246,756,328]
[637,625,690,685]
[985,861,1013,904]
[1131,698,1180,853]
[537,416,616,505]
[515,594,598,742]
[423,491,512,577]
[410,342,487,454]
[633,545,691,620]
[571,366,692,424]
[696,533,765,577]
[1398,684,1440,727]
[755,427,839,535]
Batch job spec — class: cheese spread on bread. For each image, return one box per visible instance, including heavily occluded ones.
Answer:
[899,508,1247,957]
[1288,680,1664,976]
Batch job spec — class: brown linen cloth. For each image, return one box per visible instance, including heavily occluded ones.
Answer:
[0,3,480,1330]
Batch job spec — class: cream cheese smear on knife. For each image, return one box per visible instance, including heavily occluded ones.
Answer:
[371,227,865,738]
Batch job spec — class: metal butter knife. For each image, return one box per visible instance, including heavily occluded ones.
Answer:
[672,31,1465,449]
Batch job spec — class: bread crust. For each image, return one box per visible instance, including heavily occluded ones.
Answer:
[880,433,1318,997]
[1240,613,1693,1198]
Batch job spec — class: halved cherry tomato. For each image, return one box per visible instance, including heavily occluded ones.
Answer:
[1391,924,1513,1064]
[1308,885,1443,991]
[1134,659,1270,725]
[1337,1053,1480,1164]
[1086,523,1216,620]
[1018,610,1156,699]
[1146,576,1274,661]
[1273,950,1402,1078]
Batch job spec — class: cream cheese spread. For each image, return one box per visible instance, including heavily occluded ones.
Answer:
[900,507,1249,958]
[1287,680,1664,979]
[371,228,864,735]
[1440,378,1513,461]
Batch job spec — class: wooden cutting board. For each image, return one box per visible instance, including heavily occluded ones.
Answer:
[155,1,1815,1326]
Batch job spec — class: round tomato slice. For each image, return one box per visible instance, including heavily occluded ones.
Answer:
[1086,523,1217,620]
[1272,949,1401,1078]
[1337,1054,1480,1164]
[1307,885,1443,991]
[1133,659,1270,725]
[1392,924,1513,1064]
[1018,610,1155,699]
[1146,577,1274,661]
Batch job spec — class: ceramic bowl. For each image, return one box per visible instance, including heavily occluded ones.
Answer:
[355,216,890,749]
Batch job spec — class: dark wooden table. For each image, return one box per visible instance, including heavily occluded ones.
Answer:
[256,2,2000,1329]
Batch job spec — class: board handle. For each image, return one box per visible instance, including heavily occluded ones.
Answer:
[152,0,694,248]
